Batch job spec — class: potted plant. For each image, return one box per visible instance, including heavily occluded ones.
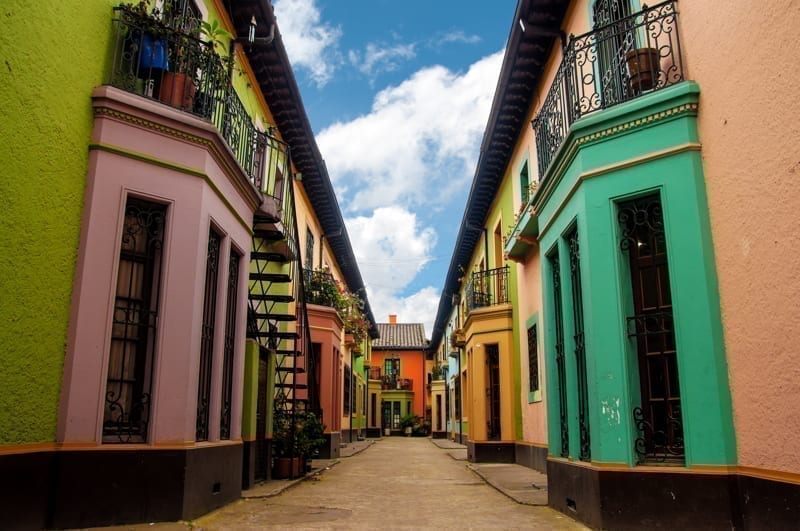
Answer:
[116,2,170,95]
[400,413,419,436]
[296,411,326,472]
[271,407,303,479]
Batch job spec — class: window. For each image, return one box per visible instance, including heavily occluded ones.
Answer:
[220,250,240,440]
[197,229,221,441]
[527,324,539,393]
[486,344,501,440]
[343,365,351,415]
[520,161,530,204]
[593,0,634,105]
[305,228,314,271]
[548,249,569,458]
[103,198,166,443]
[567,226,591,461]
[454,374,462,420]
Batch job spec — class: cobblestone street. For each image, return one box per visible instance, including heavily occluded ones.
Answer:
[190,437,585,530]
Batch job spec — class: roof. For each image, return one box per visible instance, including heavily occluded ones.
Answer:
[372,323,428,350]
[229,0,379,339]
[428,0,570,351]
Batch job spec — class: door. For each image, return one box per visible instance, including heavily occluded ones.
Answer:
[486,344,501,440]
[620,195,683,463]
[254,352,269,481]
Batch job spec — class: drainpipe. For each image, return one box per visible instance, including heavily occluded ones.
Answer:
[349,348,354,442]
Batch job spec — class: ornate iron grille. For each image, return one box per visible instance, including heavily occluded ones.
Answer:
[549,252,570,458]
[303,268,339,307]
[486,344,501,441]
[465,266,509,312]
[220,251,240,440]
[197,230,221,441]
[618,194,684,464]
[532,1,683,178]
[103,199,166,443]
[567,227,591,461]
[527,324,539,393]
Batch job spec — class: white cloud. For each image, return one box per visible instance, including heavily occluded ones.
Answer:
[273,0,342,87]
[344,207,438,333]
[317,49,504,212]
[349,42,416,79]
[432,30,482,46]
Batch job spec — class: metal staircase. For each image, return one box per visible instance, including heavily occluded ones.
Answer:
[246,130,318,473]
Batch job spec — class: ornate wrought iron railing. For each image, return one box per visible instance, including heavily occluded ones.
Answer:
[109,6,288,197]
[532,0,683,178]
[368,367,382,380]
[465,266,509,312]
[382,377,413,391]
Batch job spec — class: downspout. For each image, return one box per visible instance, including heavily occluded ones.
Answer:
[350,348,354,442]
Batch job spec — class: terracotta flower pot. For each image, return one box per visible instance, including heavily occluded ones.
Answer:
[626,47,660,94]
[159,72,196,110]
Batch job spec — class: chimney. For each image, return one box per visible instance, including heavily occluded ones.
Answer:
[389,314,397,324]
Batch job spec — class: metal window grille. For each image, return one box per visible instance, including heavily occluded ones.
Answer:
[618,194,684,464]
[549,251,570,458]
[567,226,591,461]
[196,230,221,441]
[103,199,166,443]
[220,251,240,440]
[527,324,539,393]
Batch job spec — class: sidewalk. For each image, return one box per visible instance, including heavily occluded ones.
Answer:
[242,438,375,499]
[430,438,549,506]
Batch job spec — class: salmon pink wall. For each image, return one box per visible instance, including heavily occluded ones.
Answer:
[307,305,343,433]
[679,1,800,473]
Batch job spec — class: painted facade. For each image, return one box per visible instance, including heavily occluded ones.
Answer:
[500,0,800,528]
[369,317,428,436]
[0,0,376,528]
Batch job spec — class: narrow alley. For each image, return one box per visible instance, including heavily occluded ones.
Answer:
[192,438,585,529]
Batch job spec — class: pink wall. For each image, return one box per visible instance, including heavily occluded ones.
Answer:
[678,1,800,474]
[58,87,258,445]
[307,305,343,433]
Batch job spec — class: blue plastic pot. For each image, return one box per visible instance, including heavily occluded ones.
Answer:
[139,33,169,72]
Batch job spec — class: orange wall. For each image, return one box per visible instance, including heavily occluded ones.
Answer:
[372,349,426,417]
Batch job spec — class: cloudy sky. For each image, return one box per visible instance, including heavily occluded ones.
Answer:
[273,0,518,337]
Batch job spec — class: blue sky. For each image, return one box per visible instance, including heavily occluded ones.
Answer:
[273,0,518,336]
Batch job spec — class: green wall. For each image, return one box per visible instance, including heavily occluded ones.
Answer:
[539,83,736,466]
[0,0,118,444]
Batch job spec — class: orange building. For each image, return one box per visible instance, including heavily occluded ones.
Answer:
[367,316,428,436]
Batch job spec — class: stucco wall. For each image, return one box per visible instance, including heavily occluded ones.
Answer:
[680,1,800,473]
[0,0,117,444]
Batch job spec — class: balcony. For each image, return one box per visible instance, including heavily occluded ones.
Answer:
[108,5,289,201]
[303,268,340,308]
[368,367,382,380]
[532,1,683,179]
[382,377,413,391]
[465,266,509,313]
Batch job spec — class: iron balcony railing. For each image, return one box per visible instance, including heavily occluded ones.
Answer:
[303,268,340,308]
[532,0,683,178]
[109,6,290,202]
[465,266,509,313]
[382,377,413,391]
[368,367,382,380]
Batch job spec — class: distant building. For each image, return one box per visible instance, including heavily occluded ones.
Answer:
[369,316,429,436]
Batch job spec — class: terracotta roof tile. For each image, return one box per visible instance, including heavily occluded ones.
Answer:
[372,323,428,349]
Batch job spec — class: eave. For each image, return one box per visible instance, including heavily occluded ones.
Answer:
[429,0,570,349]
[227,0,378,338]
